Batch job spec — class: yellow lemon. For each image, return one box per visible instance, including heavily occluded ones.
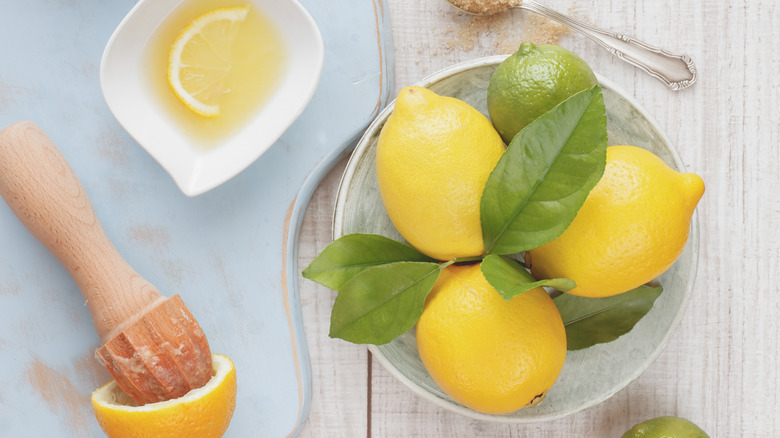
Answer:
[376,86,505,261]
[91,353,237,438]
[168,7,250,117]
[416,263,567,414]
[527,145,705,298]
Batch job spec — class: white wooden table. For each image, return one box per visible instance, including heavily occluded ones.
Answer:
[297,0,780,436]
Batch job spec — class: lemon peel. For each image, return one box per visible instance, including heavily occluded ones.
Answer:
[376,86,505,261]
[528,145,705,298]
[91,353,237,438]
[487,41,598,143]
[416,264,566,414]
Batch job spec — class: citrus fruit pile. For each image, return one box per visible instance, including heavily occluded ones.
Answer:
[304,41,704,416]
[380,43,702,413]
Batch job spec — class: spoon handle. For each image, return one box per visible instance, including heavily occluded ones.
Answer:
[520,0,696,90]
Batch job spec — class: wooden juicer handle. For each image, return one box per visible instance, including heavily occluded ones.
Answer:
[0,121,212,404]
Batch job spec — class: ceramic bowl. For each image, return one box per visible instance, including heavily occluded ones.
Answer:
[332,55,699,422]
[100,0,323,196]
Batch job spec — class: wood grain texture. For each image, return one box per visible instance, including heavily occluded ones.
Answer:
[297,0,780,436]
[0,122,164,340]
[0,121,213,405]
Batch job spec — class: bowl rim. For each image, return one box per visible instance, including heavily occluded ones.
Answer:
[333,54,700,423]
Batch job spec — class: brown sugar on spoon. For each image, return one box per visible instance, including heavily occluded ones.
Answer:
[0,121,213,405]
[448,0,521,15]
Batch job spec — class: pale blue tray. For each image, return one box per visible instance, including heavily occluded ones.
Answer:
[0,0,393,436]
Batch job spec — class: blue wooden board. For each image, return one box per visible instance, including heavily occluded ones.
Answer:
[0,0,393,436]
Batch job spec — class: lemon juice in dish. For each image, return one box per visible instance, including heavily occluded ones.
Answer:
[144,0,287,147]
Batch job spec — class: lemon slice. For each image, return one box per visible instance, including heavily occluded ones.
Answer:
[168,7,250,117]
[92,353,237,438]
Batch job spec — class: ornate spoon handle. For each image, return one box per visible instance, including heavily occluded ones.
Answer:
[520,0,696,90]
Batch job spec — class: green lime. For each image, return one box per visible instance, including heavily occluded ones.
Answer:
[487,41,598,144]
[621,416,709,438]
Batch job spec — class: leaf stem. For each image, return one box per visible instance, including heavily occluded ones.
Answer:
[450,255,484,265]
[439,259,455,269]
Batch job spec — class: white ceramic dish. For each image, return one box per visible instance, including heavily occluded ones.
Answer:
[332,55,699,423]
[100,0,324,196]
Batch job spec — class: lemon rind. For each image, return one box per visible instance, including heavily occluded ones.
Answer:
[91,353,234,412]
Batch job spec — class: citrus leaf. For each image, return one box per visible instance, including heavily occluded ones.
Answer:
[481,254,575,300]
[554,285,663,351]
[481,85,607,255]
[302,233,435,290]
[329,262,441,345]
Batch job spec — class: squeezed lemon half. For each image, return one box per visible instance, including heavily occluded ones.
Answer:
[91,353,237,438]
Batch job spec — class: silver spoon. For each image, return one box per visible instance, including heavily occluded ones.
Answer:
[446,0,696,90]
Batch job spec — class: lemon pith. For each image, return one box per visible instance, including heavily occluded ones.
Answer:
[91,353,237,438]
[528,145,705,298]
[416,264,567,414]
[376,86,505,261]
[168,7,250,117]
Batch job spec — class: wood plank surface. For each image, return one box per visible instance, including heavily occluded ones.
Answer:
[298,0,780,436]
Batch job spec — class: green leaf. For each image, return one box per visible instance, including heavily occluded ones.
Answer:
[481,86,608,255]
[329,262,441,344]
[554,285,664,351]
[302,233,435,290]
[481,254,575,300]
